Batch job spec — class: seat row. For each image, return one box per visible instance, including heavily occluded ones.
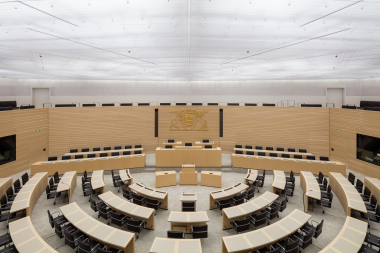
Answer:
[69,145,142,153]
[235,150,329,161]
[48,150,142,161]
[122,186,163,212]
[235,145,308,153]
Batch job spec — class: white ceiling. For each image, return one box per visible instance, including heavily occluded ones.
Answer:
[0,0,379,81]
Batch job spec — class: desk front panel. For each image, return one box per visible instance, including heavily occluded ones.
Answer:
[156,148,221,167]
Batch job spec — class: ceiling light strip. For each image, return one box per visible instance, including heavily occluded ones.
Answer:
[221,28,351,65]
[27,29,156,65]
[300,0,364,27]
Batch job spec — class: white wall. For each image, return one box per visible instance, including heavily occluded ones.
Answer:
[0,78,379,107]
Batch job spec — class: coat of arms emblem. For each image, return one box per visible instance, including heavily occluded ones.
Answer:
[169,109,209,131]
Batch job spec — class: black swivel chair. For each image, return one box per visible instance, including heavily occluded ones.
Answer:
[127,218,146,239]
[47,209,68,228]
[292,229,314,252]
[266,147,274,151]
[203,139,209,143]
[84,170,91,182]
[361,205,380,227]
[48,156,58,161]
[49,178,58,191]
[205,145,212,149]
[316,193,333,213]
[90,198,102,213]
[235,145,242,148]
[286,171,294,183]
[63,228,85,250]
[125,145,132,149]
[132,193,146,206]
[45,185,61,204]
[277,148,284,151]
[256,245,280,253]
[0,208,16,225]
[277,238,299,253]
[348,172,356,185]
[192,225,208,238]
[98,246,122,253]
[54,219,75,239]
[256,177,265,193]
[146,198,162,213]
[215,198,231,215]
[270,197,287,213]
[93,147,100,151]
[70,149,78,153]
[307,156,315,160]
[185,143,192,147]
[6,187,16,202]
[230,217,250,233]
[321,185,332,199]
[355,179,364,193]
[13,179,22,193]
[245,188,255,201]
[264,204,280,225]
[270,153,277,157]
[104,147,111,151]
[288,148,295,152]
[167,231,185,239]
[320,156,329,161]
[365,195,377,212]
[123,151,131,155]
[235,150,243,155]
[122,186,132,202]
[100,153,108,157]
[134,150,142,155]
[62,155,71,160]
[21,173,29,185]
[111,173,124,193]
[98,204,112,224]
[87,154,96,158]
[110,210,129,228]
[363,229,380,251]
[182,202,195,212]
[294,155,302,159]
[316,172,324,184]
[301,220,324,238]
[168,139,175,143]
[256,146,263,150]
[250,211,267,229]
[165,145,173,149]
[114,146,122,150]
[361,187,372,202]
[54,171,61,184]
[78,238,102,253]
[319,178,328,191]
[111,152,119,156]
[135,145,142,148]
[81,148,90,152]
[247,151,254,156]
[231,193,245,206]
[299,149,307,153]
[258,152,266,156]
[245,145,252,149]
[282,154,290,158]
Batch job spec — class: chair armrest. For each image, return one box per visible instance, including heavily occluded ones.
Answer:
[293,235,303,242]
[276,243,285,250]
[74,235,84,242]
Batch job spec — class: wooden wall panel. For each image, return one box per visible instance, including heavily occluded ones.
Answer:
[48,107,158,157]
[158,106,220,146]
[221,107,330,158]
[0,109,48,177]
[330,108,380,178]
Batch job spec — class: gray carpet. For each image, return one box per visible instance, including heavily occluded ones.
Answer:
[3,153,379,253]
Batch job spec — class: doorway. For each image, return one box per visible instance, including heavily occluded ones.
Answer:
[326,88,344,108]
[32,88,50,108]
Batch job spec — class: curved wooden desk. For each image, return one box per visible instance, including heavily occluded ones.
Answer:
[168,211,209,233]
[120,169,133,185]
[300,171,321,213]
[222,209,311,253]
[244,169,258,185]
[56,171,77,203]
[91,170,105,194]
[231,154,346,175]
[209,183,248,209]
[329,172,367,216]
[9,217,57,253]
[60,202,135,252]
[99,191,155,229]
[10,172,48,216]
[150,238,202,253]
[129,183,168,209]
[319,216,367,253]
[272,170,286,193]
[364,177,380,201]
[31,153,145,176]
[222,191,278,230]
[0,177,12,199]
[64,148,143,158]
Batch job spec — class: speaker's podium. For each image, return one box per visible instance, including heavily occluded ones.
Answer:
[155,146,222,167]
[180,164,197,185]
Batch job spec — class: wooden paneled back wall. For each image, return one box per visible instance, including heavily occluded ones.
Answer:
[330,108,380,178]
[0,109,48,177]
[221,106,330,158]
[48,107,157,156]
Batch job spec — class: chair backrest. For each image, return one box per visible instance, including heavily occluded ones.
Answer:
[82,148,89,152]
[93,147,100,151]
[252,212,267,226]
[255,146,263,150]
[62,155,71,160]
[323,177,328,186]
[280,197,287,212]
[277,147,284,151]
[45,185,50,194]
[236,150,243,154]
[100,153,108,157]
[290,171,294,178]
[75,155,83,159]
[286,238,299,252]
[235,217,250,226]
[288,148,295,152]
[302,229,314,248]
[63,229,74,243]
[167,231,184,239]
[6,187,13,197]
[70,149,78,153]
[165,145,173,149]
[370,195,377,206]
[97,247,115,253]
[203,139,209,143]
[48,156,57,161]
[270,204,280,215]
[49,178,55,187]
[270,153,277,157]
[282,154,290,158]
[245,145,252,149]
[78,239,92,252]
[258,152,265,156]
[320,156,329,161]
[168,139,174,143]
[328,193,333,205]
[246,188,255,200]
[111,210,124,220]
[364,187,371,196]
[376,205,380,216]
[125,145,132,149]
[327,185,331,193]
[104,147,111,150]
[90,198,98,212]
[192,224,207,232]
[134,150,142,155]
[185,143,192,146]
[299,149,307,153]
[294,155,302,159]
[247,151,254,156]
[348,172,355,180]
[205,145,212,149]
[235,145,242,148]
[356,179,363,188]
[266,147,273,151]
[114,146,122,150]
[87,154,96,158]
[127,218,142,227]
[54,219,62,236]
[22,173,28,181]
[111,152,119,156]
[318,172,323,180]
[234,193,245,201]
[314,220,324,238]
[147,198,158,205]
[220,198,231,205]
[307,156,315,160]
[14,179,20,188]
[135,145,142,148]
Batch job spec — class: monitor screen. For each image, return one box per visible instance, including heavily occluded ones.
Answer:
[357,134,380,166]
[0,135,16,166]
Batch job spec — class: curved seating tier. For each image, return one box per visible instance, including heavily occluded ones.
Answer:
[272,170,285,193]
[222,209,311,253]
[91,170,105,194]
[31,153,145,176]
[60,202,135,252]
[168,211,209,233]
[209,183,248,209]
[129,182,168,209]
[329,172,366,216]
[234,148,313,157]
[64,147,144,157]
[222,191,278,229]
[99,191,155,229]
[10,172,48,216]
[300,171,321,212]
[9,217,57,253]
[231,153,346,174]
[319,216,367,253]
[150,238,202,253]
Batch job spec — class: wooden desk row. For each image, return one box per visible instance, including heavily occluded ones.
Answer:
[222,191,278,230]
[61,202,135,252]
[92,170,105,194]
[56,171,77,203]
[64,148,144,158]
[234,148,313,157]
[168,211,209,233]
[209,183,249,209]
[222,209,311,253]
[319,217,367,253]
[129,183,168,209]
[232,154,346,175]
[10,172,48,216]
[0,177,12,199]
[300,171,321,213]
[156,146,221,167]
[272,170,286,193]
[150,238,202,253]
[99,191,155,229]
[31,154,146,176]
[329,172,367,216]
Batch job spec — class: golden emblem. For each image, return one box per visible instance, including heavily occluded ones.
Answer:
[169,109,209,131]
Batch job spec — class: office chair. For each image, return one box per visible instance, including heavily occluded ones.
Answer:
[255,245,280,253]
[47,209,67,228]
[192,225,208,238]
[48,156,58,161]
[315,172,324,184]
[215,198,231,215]
[114,146,122,150]
[236,150,243,154]
[282,154,290,158]
[358,244,380,253]
[205,145,212,149]
[90,198,103,213]
[123,151,131,155]
[247,151,254,156]
[54,219,74,239]
[135,145,142,148]
[78,238,102,253]
[110,210,129,228]
[70,149,78,153]
[168,139,175,143]
[258,152,265,156]
[364,228,380,249]
[146,198,162,213]
[365,195,377,212]
[355,179,364,193]
[270,153,277,157]
[53,171,61,184]
[266,147,273,151]
[122,186,132,202]
[292,229,314,252]
[245,145,252,149]
[316,192,333,213]
[83,170,91,182]
[277,147,284,151]
[13,179,22,193]
[98,204,112,224]
[5,187,16,202]
[99,152,108,157]
[165,145,173,148]
[2,195,14,212]
[167,231,185,239]
[307,156,315,160]
[320,156,329,161]
[98,246,122,253]
[134,150,142,155]
[301,220,324,238]
[264,204,280,225]
[104,147,111,151]
[277,238,299,253]
[63,229,85,250]
[288,148,295,152]
[132,193,146,206]
[203,139,209,143]
[256,177,265,193]
[125,145,132,149]
[281,184,294,199]
[294,155,302,159]
[49,178,58,191]
[361,205,380,227]
[111,152,119,156]
[255,146,263,150]
[231,193,245,206]
[319,178,328,191]
[45,185,61,204]
[285,177,295,189]
[299,149,307,153]
[348,172,356,185]
[81,148,89,152]
[361,187,371,202]
[62,155,71,160]
[250,211,267,229]
[93,147,100,151]
[235,145,242,148]
[185,143,192,146]
[75,155,83,159]
[0,208,16,224]
[321,185,331,199]
[270,196,287,213]
[127,219,146,239]
[87,153,96,158]
[21,173,29,185]
[286,171,294,183]
[230,217,250,233]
